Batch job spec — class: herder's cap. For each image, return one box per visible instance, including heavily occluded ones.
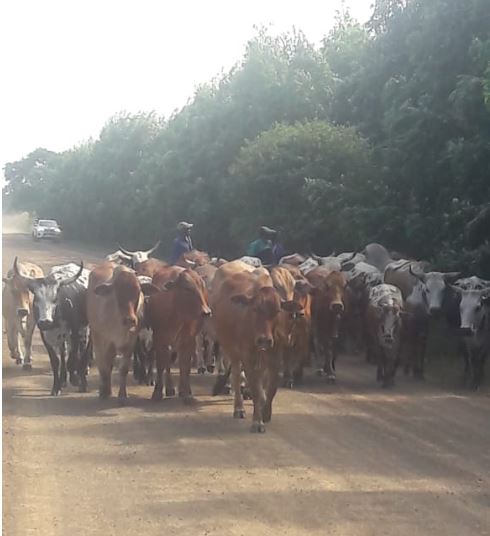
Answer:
[177,221,194,230]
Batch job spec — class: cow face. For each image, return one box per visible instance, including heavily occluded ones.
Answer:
[95,270,142,330]
[290,280,313,319]
[310,272,347,338]
[455,290,490,336]
[375,303,402,348]
[409,268,460,314]
[165,270,212,318]
[231,286,297,351]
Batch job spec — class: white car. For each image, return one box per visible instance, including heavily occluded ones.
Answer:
[32,219,63,241]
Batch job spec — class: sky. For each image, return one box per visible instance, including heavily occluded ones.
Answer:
[0,0,373,171]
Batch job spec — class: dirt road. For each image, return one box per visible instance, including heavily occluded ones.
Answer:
[3,234,490,535]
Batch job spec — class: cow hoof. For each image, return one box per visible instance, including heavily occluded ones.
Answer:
[282,379,294,389]
[51,388,61,396]
[212,375,228,396]
[250,422,266,433]
[15,357,23,365]
[118,397,127,407]
[233,409,246,419]
[206,365,215,374]
[69,374,80,387]
[327,375,336,384]
[99,389,112,399]
[197,366,206,375]
[263,407,272,423]
[241,388,252,400]
[165,387,176,397]
[22,363,32,371]
[151,390,163,401]
[316,369,324,377]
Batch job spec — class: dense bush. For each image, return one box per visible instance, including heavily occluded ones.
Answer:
[4,0,490,275]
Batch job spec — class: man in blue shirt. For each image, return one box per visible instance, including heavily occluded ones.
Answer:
[170,221,194,264]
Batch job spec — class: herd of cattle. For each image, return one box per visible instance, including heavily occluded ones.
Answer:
[3,242,490,432]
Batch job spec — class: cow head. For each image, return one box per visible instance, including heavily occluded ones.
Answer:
[105,250,133,267]
[231,285,301,351]
[3,268,32,322]
[409,265,460,314]
[449,286,490,337]
[164,269,212,319]
[310,271,347,339]
[290,279,313,319]
[14,257,84,330]
[118,241,160,265]
[374,301,403,348]
[95,269,145,331]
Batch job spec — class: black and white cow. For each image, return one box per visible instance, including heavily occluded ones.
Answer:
[450,277,490,389]
[14,258,90,395]
[384,260,460,378]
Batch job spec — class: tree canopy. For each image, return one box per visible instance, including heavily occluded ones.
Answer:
[4,0,490,275]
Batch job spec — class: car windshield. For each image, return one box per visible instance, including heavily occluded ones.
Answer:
[38,220,58,228]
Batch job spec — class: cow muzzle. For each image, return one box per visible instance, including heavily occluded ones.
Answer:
[457,327,473,337]
[201,307,212,318]
[330,302,344,314]
[17,308,29,318]
[429,306,442,316]
[38,319,55,331]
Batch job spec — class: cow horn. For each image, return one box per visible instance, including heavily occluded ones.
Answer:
[118,244,139,256]
[311,252,323,262]
[409,264,425,282]
[59,262,84,286]
[448,284,463,295]
[145,241,161,255]
[13,257,44,286]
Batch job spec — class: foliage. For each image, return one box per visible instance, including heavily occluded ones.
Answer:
[3,2,490,276]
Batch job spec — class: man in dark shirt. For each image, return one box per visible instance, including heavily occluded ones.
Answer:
[170,221,193,264]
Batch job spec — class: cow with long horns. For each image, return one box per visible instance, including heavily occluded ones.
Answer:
[13,258,90,395]
[117,242,168,277]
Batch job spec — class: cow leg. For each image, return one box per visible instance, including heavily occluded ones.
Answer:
[67,332,81,387]
[195,333,207,375]
[22,314,36,369]
[96,344,114,399]
[151,342,165,400]
[117,349,133,405]
[243,361,266,433]
[323,339,336,383]
[263,360,280,423]
[6,321,22,364]
[133,338,142,383]
[78,334,91,393]
[59,341,68,389]
[231,360,245,418]
[207,341,219,373]
[178,338,194,400]
[312,332,324,375]
[282,348,293,388]
[41,331,62,396]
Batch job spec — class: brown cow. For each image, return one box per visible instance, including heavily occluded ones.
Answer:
[176,249,211,268]
[2,261,44,368]
[272,264,312,388]
[211,265,301,432]
[147,269,211,401]
[134,258,169,278]
[306,266,347,382]
[87,263,158,403]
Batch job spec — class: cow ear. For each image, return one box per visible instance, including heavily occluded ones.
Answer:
[444,272,461,283]
[230,294,252,307]
[94,283,113,296]
[482,295,490,307]
[294,280,313,296]
[140,283,160,296]
[281,300,302,313]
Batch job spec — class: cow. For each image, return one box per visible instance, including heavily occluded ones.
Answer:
[365,284,405,387]
[195,263,219,374]
[2,260,44,368]
[343,262,384,357]
[279,253,307,266]
[211,263,301,432]
[177,249,211,268]
[105,250,133,267]
[118,241,161,265]
[271,265,312,388]
[147,268,211,401]
[237,256,263,268]
[449,280,490,389]
[384,260,460,378]
[363,243,393,271]
[306,266,347,382]
[14,258,89,395]
[132,275,155,385]
[87,263,158,403]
